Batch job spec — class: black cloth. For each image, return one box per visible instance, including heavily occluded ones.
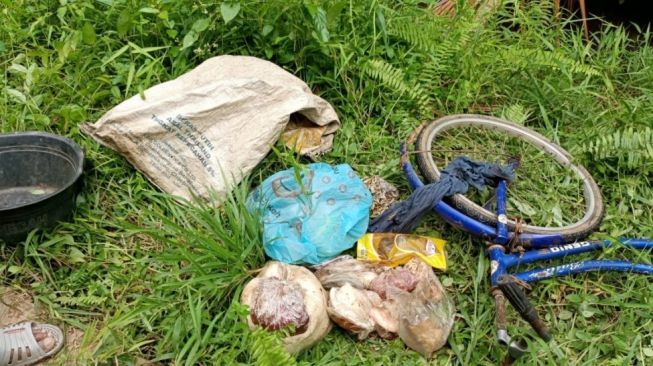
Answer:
[368,156,515,233]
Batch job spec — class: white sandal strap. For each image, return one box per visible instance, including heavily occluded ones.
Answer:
[0,322,63,366]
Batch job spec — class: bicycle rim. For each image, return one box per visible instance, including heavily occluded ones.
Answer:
[415,114,604,241]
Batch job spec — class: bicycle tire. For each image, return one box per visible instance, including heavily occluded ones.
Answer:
[415,114,604,242]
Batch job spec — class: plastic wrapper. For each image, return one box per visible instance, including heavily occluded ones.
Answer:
[394,259,455,358]
[327,284,379,340]
[357,233,447,270]
[249,277,309,333]
[313,255,381,289]
[317,256,455,357]
[368,267,418,299]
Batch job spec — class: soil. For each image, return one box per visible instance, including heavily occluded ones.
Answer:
[1,287,83,365]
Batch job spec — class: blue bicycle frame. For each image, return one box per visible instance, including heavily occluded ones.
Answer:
[399,143,653,361]
[400,144,653,284]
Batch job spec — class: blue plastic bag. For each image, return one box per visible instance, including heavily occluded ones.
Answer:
[247,163,373,264]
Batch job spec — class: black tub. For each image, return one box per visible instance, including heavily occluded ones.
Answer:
[0,132,84,243]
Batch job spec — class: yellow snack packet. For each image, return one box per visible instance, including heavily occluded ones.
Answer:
[356,233,447,270]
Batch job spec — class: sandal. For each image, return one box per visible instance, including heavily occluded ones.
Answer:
[0,322,64,366]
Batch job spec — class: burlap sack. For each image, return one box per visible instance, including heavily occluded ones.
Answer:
[82,55,339,200]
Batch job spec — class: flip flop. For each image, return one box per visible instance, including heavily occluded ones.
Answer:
[0,322,64,366]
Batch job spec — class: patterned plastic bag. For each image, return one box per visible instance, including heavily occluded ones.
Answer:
[247,163,372,264]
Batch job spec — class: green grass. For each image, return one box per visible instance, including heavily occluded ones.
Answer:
[1,0,653,364]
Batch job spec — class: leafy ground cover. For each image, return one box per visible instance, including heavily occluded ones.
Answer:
[1,0,652,364]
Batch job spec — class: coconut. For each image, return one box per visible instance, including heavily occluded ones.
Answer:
[241,261,331,353]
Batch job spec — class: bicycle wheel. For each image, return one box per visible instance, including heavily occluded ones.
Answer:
[415,114,603,242]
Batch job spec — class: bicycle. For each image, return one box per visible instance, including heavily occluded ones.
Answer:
[400,114,653,363]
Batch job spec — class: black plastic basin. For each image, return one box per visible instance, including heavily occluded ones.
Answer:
[0,132,84,243]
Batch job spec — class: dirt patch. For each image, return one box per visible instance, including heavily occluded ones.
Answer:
[0,287,38,325]
[1,287,84,365]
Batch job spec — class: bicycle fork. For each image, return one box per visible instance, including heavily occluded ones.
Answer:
[489,242,552,364]
[492,288,529,365]
[489,180,553,364]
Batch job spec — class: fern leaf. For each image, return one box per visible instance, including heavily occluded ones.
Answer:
[577,126,653,168]
[249,328,297,366]
[390,21,439,52]
[363,59,431,114]
[500,47,600,77]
